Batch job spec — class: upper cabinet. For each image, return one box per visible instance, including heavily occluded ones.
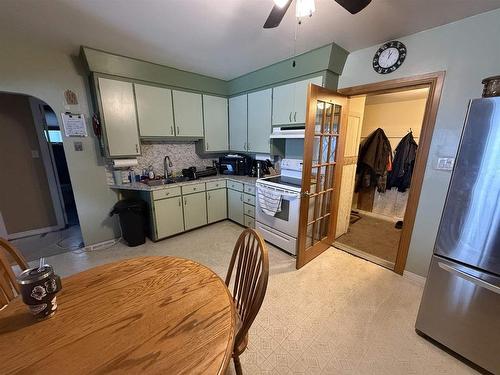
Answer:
[202,95,228,152]
[229,94,248,152]
[272,76,323,126]
[134,84,174,137]
[98,78,141,157]
[247,89,272,153]
[172,90,204,137]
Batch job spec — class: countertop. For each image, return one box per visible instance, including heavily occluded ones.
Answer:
[109,174,258,192]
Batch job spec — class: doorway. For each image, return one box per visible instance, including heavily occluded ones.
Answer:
[296,72,444,273]
[0,93,83,261]
[335,88,429,270]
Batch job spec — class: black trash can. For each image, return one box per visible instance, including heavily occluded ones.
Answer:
[110,199,147,247]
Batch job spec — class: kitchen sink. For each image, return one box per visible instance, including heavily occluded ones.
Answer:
[142,176,189,186]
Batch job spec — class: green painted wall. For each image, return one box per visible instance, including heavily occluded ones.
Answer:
[228,44,347,95]
[82,43,348,97]
[0,38,120,246]
[339,9,500,277]
[81,47,228,96]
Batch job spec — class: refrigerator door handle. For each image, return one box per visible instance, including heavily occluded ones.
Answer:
[438,262,500,295]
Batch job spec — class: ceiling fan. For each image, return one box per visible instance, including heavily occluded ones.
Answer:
[264,0,372,28]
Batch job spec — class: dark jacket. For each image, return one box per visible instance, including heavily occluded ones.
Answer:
[387,132,418,192]
[355,128,392,193]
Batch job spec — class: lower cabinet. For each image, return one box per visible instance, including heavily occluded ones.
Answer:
[183,192,208,231]
[155,196,185,238]
[227,188,244,225]
[207,188,227,223]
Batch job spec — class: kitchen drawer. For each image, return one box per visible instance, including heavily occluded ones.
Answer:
[243,193,255,206]
[244,215,255,228]
[244,203,255,218]
[227,180,243,192]
[244,184,255,195]
[206,180,226,190]
[181,183,206,195]
[152,187,181,200]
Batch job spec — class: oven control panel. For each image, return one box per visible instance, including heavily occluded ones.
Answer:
[281,159,303,172]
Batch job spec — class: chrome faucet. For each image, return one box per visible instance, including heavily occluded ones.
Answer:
[164,155,173,178]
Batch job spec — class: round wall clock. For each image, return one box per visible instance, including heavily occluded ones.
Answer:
[373,41,407,74]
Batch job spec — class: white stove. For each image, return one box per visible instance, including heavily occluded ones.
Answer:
[255,159,303,255]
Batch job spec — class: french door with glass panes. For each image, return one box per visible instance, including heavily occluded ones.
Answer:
[296,85,348,269]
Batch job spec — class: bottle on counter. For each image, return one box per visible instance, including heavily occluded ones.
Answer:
[148,165,155,180]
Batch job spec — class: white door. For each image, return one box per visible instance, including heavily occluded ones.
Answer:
[183,192,208,230]
[293,76,323,124]
[98,78,140,156]
[155,196,185,238]
[203,95,228,151]
[135,84,174,137]
[272,82,295,125]
[335,96,366,237]
[229,94,247,152]
[172,90,204,137]
[227,188,244,225]
[207,188,227,223]
[247,89,272,153]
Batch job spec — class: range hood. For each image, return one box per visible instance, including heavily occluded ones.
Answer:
[270,125,322,139]
[270,125,306,139]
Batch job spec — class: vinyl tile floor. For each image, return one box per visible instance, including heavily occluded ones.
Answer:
[26,221,477,375]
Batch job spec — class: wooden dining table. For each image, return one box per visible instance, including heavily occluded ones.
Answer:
[0,256,236,374]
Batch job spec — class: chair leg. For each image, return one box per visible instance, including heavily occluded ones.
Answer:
[234,356,243,375]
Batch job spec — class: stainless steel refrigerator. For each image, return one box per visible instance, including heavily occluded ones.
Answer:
[416,97,500,374]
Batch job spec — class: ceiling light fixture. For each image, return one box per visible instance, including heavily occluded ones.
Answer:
[295,0,315,18]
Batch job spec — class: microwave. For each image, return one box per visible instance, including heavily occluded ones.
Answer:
[219,155,252,176]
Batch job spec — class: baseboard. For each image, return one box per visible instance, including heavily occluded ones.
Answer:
[403,270,426,286]
[8,225,64,240]
[84,238,120,251]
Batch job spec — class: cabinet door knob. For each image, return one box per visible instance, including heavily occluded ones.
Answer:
[170,126,174,135]
[184,197,187,205]
[206,142,209,150]
[178,198,181,206]
[240,194,243,201]
[207,193,211,200]
[177,126,180,134]
[135,144,139,153]
[294,112,297,122]
[289,112,292,122]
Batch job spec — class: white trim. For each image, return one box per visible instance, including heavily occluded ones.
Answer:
[84,238,120,251]
[403,270,426,286]
[0,212,7,238]
[7,225,64,240]
[29,97,67,227]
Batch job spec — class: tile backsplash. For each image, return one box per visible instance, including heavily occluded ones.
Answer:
[136,142,215,175]
[106,142,217,185]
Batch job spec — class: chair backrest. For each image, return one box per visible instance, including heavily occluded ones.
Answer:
[225,228,269,348]
[0,237,29,306]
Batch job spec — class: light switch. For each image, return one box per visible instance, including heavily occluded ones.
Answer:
[74,141,83,152]
[436,157,455,171]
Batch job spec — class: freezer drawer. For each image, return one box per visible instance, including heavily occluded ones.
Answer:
[416,255,500,374]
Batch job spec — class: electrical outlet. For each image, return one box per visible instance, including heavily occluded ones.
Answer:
[74,141,83,152]
[436,157,455,171]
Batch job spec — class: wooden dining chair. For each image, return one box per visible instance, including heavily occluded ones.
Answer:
[225,228,269,375]
[0,237,29,307]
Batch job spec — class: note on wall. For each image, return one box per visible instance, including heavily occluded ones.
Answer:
[61,113,87,137]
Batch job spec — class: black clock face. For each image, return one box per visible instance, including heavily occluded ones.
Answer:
[373,41,407,74]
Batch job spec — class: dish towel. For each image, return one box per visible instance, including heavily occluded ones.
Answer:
[257,186,283,216]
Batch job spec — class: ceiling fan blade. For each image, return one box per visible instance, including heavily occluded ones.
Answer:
[334,0,372,14]
[263,0,293,29]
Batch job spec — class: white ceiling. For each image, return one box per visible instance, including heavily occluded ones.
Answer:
[1,0,499,80]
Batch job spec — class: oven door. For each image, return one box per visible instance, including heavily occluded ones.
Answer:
[256,189,300,238]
